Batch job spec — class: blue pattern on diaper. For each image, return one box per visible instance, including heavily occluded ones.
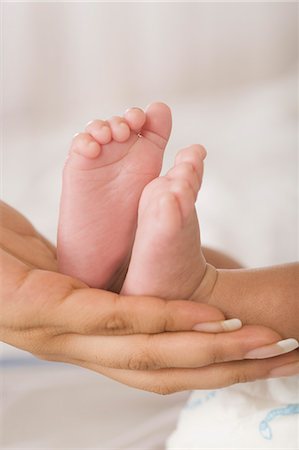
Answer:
[259,404,299,440]
[184,391,217,410]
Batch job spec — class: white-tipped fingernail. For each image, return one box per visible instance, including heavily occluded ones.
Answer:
[245,338,299,359]
[221,318,243,331]
[193,318,242,333]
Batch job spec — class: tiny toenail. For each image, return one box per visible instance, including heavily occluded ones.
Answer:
[86,120,94,127]
[125,107,141,113]
[73,132,80,138]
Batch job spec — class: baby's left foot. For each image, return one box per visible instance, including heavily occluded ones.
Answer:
[121,144,207,299]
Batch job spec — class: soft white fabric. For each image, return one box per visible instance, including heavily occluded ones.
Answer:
[167,379,299,449]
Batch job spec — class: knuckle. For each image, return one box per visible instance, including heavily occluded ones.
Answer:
[127,350,158,371]
[102,294,131,334]
[163,301,178,331]
[103,313,128,334]
[229,370,251,385]
[211,335,226,364]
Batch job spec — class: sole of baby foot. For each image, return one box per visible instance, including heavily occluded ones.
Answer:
[57,102,172,289]
[121,144,207,300]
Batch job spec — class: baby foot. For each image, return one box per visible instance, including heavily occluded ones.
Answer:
[121,144,207,300]
[57,102,172,288]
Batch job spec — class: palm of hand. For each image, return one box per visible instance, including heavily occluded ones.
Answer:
[0,202,86,352]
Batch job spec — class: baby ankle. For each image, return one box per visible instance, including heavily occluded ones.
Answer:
[190,263,218,303]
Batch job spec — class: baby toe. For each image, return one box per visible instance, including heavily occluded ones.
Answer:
[124,107,146,132]
[70,132,101,159]
[109,116,131,142]
[175,144,206,170]
[85,120,112,144]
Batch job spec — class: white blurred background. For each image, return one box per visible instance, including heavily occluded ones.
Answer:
[1,2,298,449]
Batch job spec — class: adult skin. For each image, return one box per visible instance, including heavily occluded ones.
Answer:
[192,263,299,341]
[1,201,298,394]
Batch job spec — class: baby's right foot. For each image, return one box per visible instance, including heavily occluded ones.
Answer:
[57,103,172,288]
[121,144,207,300]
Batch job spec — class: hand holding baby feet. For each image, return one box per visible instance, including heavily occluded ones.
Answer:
[121,144,207,299]
[57,102,172,288]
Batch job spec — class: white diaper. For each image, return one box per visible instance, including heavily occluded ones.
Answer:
[166,378,299,449]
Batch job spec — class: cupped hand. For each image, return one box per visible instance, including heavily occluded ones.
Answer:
[1,201,297,394]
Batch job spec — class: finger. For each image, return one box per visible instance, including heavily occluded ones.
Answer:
[50,286,227,335]
[10,270,227,337]
[98,349,299,394]
[44,325,284,370]
[36,348,299,395]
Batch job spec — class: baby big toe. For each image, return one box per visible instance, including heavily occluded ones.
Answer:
[70,132,101,159]
[176,144,206,169]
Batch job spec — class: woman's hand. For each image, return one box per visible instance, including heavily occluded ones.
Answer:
[1,201,298,394]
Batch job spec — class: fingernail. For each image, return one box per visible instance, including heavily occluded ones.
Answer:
[193,318,242,333]
[269,361,299,378]
[245,338,299,359]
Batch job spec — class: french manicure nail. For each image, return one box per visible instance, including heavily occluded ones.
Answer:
[193,318,242,333]
[269,361,299,378]
[245,338,299,359]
